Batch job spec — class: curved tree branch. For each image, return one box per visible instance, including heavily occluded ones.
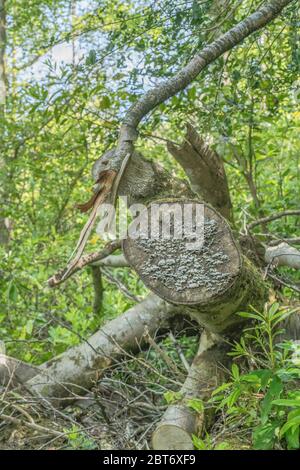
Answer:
[112,0,293,170]
[247,209,300,230]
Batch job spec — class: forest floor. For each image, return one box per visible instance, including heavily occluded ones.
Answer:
[0,327,251,450]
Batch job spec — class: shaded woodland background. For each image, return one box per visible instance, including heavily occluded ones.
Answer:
[0,0,300,450]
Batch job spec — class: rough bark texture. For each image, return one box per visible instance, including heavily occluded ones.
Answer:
[113,0,293,169]
[0,0,8,245]
[152,331,229,450]
[0,217,11,245]
[93,253,128,268]
[91,265,103,315]
[167,124,233,222]
[25,294,179,404]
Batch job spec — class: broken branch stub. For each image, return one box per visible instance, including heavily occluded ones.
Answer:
[167,124,233,222]
[123,199,268,334]
[265,242,300,270]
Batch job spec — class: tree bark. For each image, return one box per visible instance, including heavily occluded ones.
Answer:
[167,124,233,222]
[25,294,179,404]
[265,242,300,269]
[152,330,229,450]
[0,0,8,246]
[91,265,104,315]
[0,354,39,388]
[0,0,6,106]
[93,253,128,268]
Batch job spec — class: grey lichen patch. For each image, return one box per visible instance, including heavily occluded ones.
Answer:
[135,219,232,293]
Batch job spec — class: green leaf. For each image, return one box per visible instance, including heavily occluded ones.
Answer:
[187,398,204,413]
[253,422,277,450]
[272,399,300,407]
[268,303,280,317]
[99,96,111,109]
[237,311,263,321]
[227,387,241,408]
[285,425,300,449]
[7,282,18,302]
[280,413,300,436]
[231,363,240,380]
[211,382,233,396]
[85,49,97,65]
[260,376,283,424]
[163,390,183,404]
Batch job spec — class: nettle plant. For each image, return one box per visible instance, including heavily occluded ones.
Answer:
[210,303,300,450]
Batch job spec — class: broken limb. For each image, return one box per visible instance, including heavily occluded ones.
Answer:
[167,124,233,222]
[48,240,121,287]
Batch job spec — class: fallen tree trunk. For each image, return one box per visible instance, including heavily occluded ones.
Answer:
[265,242,300,269]
[0,354,39,388]
[152,330,228,450]
[25,294,178,404]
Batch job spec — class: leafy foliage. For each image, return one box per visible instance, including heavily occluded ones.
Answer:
[0,0,299,450]
[210,304,300,450]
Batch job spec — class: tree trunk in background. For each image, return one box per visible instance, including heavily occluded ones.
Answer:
[0,0,9,246]
[0,0,6,106]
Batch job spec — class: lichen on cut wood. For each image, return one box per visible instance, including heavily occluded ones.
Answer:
[123,200,242,305]
[136,218,232,293]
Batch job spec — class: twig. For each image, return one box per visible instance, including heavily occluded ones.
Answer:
[48,240,121,287]
[247,210,300,230]
[143,327,185,380]
[0,413,64,437]
[102,267,142,303]
[267,272,300,294]
[169,332,190,372]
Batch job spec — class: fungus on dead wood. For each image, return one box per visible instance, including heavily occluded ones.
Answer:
[123,199,268,335]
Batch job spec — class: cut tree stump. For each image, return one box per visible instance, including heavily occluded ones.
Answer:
[123,199,268,335]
